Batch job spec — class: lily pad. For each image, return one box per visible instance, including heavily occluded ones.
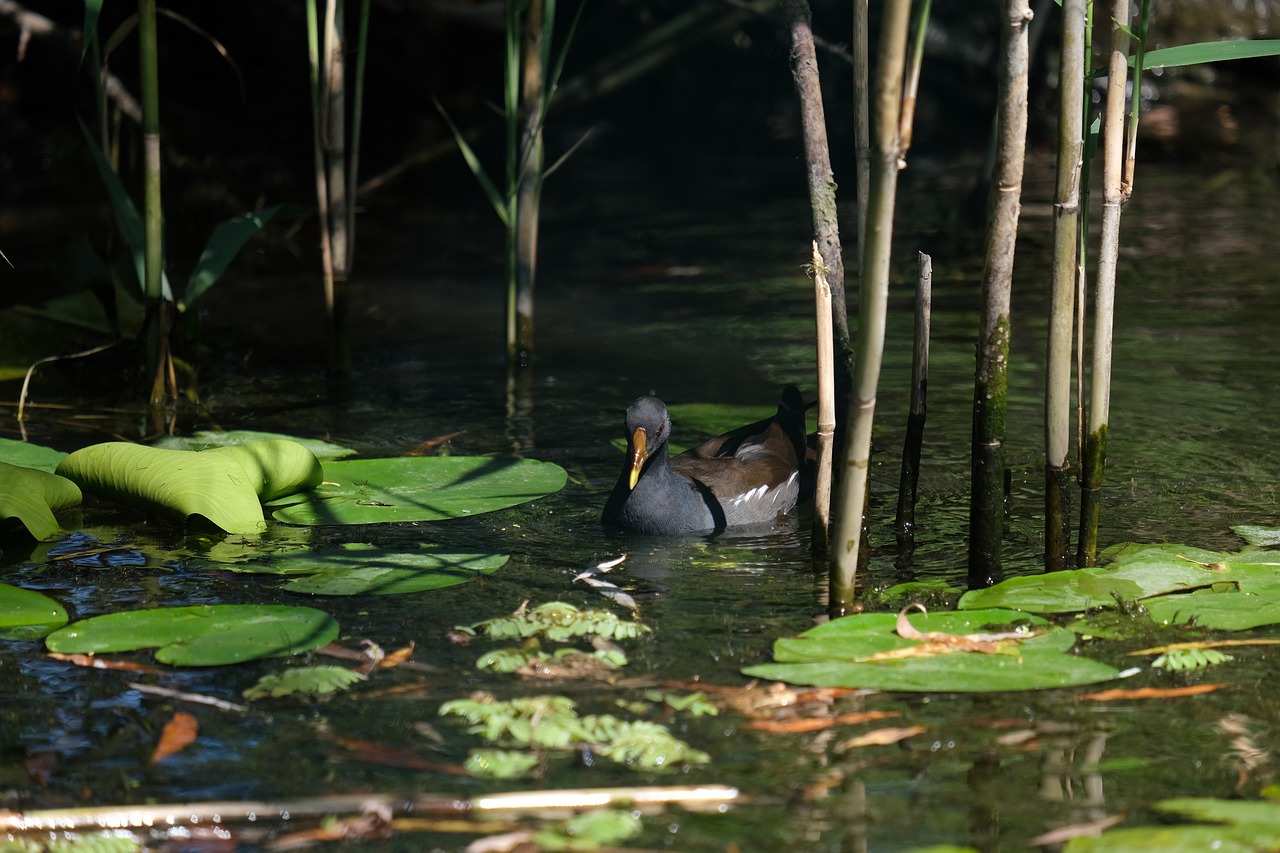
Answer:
[215,543,509,595]
[0,437,67,473]
[0,584,69,640]
[0,461,82,540]
[1065,798,1280,852]
[56,440,323,534]
[959,543,1280,630]
[742,609,1120,692]
[1232,524,1280,547]
[45,604,339,666]
[267,456,567,526]
[152,430,357,462]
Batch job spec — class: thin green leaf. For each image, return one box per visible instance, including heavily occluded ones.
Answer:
[1138,39,1280,71]
[433,97,510,226]
[182,205,283,310]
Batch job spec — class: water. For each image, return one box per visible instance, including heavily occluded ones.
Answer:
[3,143,1280,850]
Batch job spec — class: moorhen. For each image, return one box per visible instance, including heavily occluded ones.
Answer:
[602,386,807,534]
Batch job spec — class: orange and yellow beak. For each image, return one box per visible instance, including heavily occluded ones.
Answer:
[627,426,649,490]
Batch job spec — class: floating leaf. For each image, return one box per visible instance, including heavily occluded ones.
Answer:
[268,456,567,526]
[0,437,67,473]
[0,461,82,540]
[56,440,323,534]
[1150,647,1232,671]
[959,543,1280,630]
[0,584,69,640]
[742,609,1119,692]
[215,543,509,596]
[152,430,357,461]
[1064,797,1280,852]
[243,665,366,700]
[1231,524,1280,547]
[45,604,340,666]
[464,749,541,780]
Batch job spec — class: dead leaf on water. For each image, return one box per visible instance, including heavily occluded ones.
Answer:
[1079,684,1227,701]
[152,712,198,764]
[745,710,900,733]
[835,725,926,751]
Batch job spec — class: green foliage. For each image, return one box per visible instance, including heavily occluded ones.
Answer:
[476,646,628,674]
[0,835,143,853]
[463,748,541,780]
[460,601,650,643]
[959,542,1280,631]
[267,456,568,526]
[645,690,720,717]
[0,584,69,640]
[743,609,1120,692]
[1065,797,1280,852]
[56,440,323,534]
[439,693,709,774]
[1150,646,1232,672]
[0,462,82,540]
[531,809,644,851]
[0,438,67,473]
[152,430,357,462]
[243,665,366,700]
[45,603,340,666]
[218,543,509,596]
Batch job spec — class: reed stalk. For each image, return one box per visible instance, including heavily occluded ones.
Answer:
[968,0,1032,587]
[1078,0,1133,567]
[512,0,548,369]
[851,0,869,277]
[896,251,931,540]
[829,0,911,615]
[898,0,932,154]
[136,0,173,412]
[307,0,368,382]
[1045,0,1087,571]
[784,0,850,440]
[811,241,836,550]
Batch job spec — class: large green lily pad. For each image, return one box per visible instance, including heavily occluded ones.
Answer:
[56,440,323,534]
[1065,798,1280,852]
[152,430,357,462]
[0,584,69,640]
[214,543,509,595]
[0,461,82,540]
[45,604,339,666]
[0,438,67,473]
[267,456,567,526]
[958,543,1280,630]
[742,609,1119,692]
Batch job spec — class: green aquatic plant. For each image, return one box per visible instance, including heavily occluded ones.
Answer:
[267,456,568,526]
[440,693,710,777]
[243,665,366,700]
[0,463,82,540]
[457,601,650,643]
[46,603,340,666]
[0,585,69,641]
[56,440,322,534]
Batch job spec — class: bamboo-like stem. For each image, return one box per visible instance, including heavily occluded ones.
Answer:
[1123,0,1150,196]
[898,0,932,155]
[829,0,912,615]
[512,0,546,370]
[1078,0,1131,567]
[0,786,741,835]
[851,0,869,278]
[784,0,850,431]
[1045,0,1086,571]
[1075,1,1095,478]
[323,0,352,377]
[896,251,931,540]
[346,0,371,262]
[503,0,521,366]
[968,0,1032,588]
[136,0,172,411]
[812,241,836,550]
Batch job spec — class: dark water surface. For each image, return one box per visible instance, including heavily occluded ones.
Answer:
[4,146,1280,851]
